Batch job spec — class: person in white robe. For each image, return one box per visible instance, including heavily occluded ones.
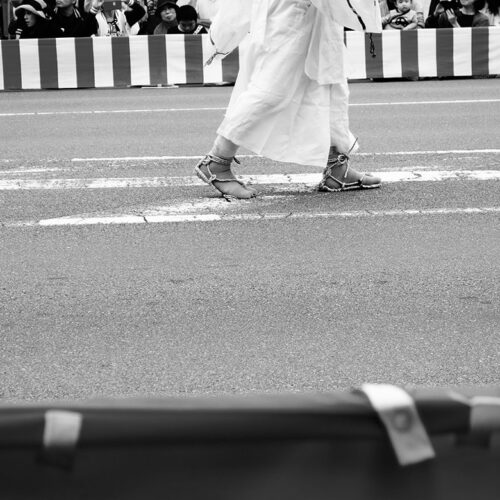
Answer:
[196,0,383,199]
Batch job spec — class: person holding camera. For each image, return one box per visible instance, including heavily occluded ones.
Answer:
[49,0,101,36]
[425,0,489,28]
[92,0,146,36]
[382,0,418,29]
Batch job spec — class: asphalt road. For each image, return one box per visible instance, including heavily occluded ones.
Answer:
[0,79,499,402]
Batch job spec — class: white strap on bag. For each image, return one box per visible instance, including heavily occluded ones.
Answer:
[360,383,435,466]
[469,396,500,433]
[43,410,82,466]
[44,410,82,449]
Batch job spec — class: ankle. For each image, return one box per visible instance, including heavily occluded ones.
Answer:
[212,135,238,159]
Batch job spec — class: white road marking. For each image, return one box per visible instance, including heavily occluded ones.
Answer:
[0,170,498,191]
[71,154,260,162]
[8,207,500,228]
[1,99,499,118]
[0,149,498,167]
[0,107,227,117]
[349,99,500,107]
[69,149,500,162]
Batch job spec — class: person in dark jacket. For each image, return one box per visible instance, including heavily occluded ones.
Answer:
[13,0,62,38]
[51,0,100,36]
[141,0,178,34]
[425,0,489,27]
[167,4,206,33]
[93,0,145,36]
[151,0,178,34]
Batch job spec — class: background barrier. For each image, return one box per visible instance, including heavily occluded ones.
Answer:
[346,27,500,80]
[1,386,500,499]
[0,28,499,91]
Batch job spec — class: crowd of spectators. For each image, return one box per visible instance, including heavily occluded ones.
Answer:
[380,0,499,29]
[1,0,499,40]
[3,0,218,38]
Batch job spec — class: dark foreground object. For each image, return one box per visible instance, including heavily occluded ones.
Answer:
[1,386,500,499]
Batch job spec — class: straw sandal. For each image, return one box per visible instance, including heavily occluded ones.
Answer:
[318,149,381,192]
[194,154,257,200]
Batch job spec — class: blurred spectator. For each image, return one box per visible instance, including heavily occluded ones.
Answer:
[140,0,177,33]
[412,0,426,26]
[379,0,425,26]
[1,0,5,38]
[152,0,178,34]
[93,0,145,35]
[382,0,419,28]
[481,0,500,23]
[52,0,100,36]
[167,4,206,33]
[424,0,449,26]
[13,0,62,37]
[177,0,218,28]
[127,0,147,34]
[8,1,27,38]
[425,0,489,27]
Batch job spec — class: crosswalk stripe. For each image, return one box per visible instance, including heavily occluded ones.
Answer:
[0,171,498,191]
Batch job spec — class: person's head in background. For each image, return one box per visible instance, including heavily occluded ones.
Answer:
[177,4,198,32]
[458,0,485,11]
[156,0,179,22]
[14,0,47,26]
[395,0,413,12]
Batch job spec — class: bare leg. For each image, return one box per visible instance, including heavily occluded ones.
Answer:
[212,135,239,159]
[194,135,257,200]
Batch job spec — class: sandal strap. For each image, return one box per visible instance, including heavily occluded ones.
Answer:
[319,152,350,190]
[204,153,233,167]
[195,154,245,186]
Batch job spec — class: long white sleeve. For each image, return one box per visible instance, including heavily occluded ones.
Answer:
[205,0,252,64]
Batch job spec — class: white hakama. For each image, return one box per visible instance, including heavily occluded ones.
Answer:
[208,0,381,167]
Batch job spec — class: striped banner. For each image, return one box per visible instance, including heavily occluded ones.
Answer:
[345,27,500,79]
[0,28,499,91]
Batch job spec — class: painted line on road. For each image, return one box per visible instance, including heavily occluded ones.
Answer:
[71,154,259,162]
[7,207,500,228]
[0,107,227,117]
[0,170,498,191]
[349,99,500,107]
[1,149,498,166]
[1,99,500,118]
[69,149,500,163]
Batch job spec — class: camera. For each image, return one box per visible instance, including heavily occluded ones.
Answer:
[102,0,123,10]
[439,0,458,10]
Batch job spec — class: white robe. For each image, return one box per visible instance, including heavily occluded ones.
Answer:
[209,0,381,167]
